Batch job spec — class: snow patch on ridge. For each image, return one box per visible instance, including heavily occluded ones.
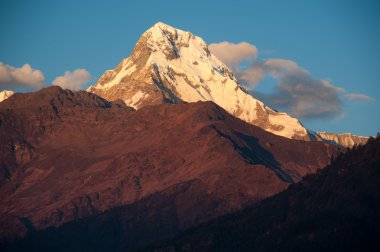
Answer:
[0,90,14,102]
[125,90,149,109]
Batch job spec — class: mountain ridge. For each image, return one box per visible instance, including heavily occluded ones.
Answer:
[0,86,338,247]
[317,131,369,148]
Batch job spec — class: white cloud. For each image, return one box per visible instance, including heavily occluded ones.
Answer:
[344,93,374,101]
[52,69,91,91]
[247,59,345,119]
[237,62,265,87]
[209,41,258,69]
[0,62,45,90]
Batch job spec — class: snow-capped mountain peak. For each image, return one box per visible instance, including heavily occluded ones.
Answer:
[145,22,207,58]
[88,22,310,139]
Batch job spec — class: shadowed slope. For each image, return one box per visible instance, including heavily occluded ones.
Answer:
[148,137,380,252]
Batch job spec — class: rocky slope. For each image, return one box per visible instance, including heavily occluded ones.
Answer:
[317,131,369,148]
[87,22,310,140]
[147,136,380,252]
[0,90,14,102]
[0,87,338,248]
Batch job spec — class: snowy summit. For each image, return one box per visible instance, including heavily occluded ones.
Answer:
[87,22,313,140]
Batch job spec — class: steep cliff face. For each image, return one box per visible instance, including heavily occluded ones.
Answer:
[88,22,309,140]
[317,132,369,148]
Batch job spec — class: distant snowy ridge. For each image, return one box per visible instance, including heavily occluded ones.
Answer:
[317,132,369,148]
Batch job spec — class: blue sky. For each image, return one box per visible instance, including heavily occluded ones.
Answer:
[0,0,379,136]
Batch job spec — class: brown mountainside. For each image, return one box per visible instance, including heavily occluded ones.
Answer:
[0,87,338,248]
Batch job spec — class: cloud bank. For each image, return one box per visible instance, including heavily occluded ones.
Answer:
[344,93,374,101]
[209,42,258,69]
[0,62,45,90]
[247,59,345,119]
[52,69,91,91]
[0,62,92,92]
[209,42,373,120]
